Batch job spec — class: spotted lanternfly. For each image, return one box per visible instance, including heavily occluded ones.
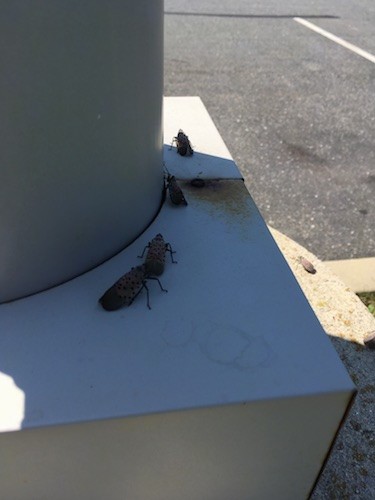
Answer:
[138,233,177,276]
[166,174,188,206]
[299,256,317,274]
[171,129,194,156]
[99,264,167,311]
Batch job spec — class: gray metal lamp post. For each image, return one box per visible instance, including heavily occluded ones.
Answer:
[0,0,164,303]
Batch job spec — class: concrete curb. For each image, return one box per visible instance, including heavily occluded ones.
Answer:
[268,227,375,345]
[325,257,375,293]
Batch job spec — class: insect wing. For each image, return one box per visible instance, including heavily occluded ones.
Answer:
[167,175,188,206]
[299,256,317,274]
[174,129,193,156]
[186,143,194,156]
[145,234,166,276]
[99,265,146,311]
[180,130,193,156]
[177,132,188,156]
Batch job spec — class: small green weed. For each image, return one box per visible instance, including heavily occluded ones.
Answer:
[357,292,375,318]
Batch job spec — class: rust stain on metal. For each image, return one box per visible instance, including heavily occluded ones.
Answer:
[190,178,205,188]
[182,179,252,221]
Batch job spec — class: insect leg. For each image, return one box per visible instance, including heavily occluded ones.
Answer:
[137,243,150,259]
[166,243,177,263]
[147,277,168,293]
[142,281,152,310]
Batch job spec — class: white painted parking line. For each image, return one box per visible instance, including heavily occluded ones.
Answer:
[294,17,375,64]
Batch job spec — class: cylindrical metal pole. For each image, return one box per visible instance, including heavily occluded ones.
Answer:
[0,1,164,302]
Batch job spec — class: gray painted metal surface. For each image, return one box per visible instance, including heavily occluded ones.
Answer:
[0,98,355,499]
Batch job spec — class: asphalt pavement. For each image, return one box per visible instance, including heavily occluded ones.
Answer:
[164,0,375,261]
[164,2,375,499]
